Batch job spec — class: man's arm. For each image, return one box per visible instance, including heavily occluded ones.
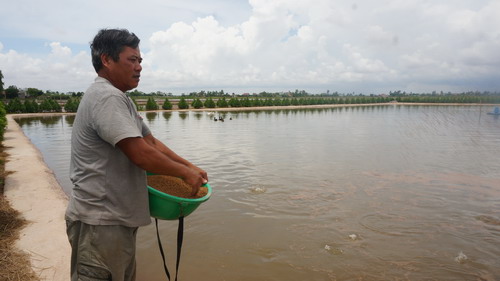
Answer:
[116,136,206,194]
[143,134,208,182]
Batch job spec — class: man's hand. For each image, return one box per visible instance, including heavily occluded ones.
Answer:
[189,164,208,183]
[183,167,207,196]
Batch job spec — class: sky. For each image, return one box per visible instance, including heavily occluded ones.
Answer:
[1,0,499,95]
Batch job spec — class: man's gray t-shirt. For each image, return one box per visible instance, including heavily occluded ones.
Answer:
[65,77,152,227]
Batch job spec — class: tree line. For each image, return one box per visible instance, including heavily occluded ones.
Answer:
[394,95,500,104]
[137,96,396,111]
[138,94,500,111]
[2,97,80,114]
[3,93,500,114]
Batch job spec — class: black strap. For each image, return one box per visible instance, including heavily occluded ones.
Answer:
[155,217,185,281]
[155,218,171,280]
[175,216,184,281]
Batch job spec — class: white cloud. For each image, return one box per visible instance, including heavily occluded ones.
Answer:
[142,0,399,92]
[0,42,94,91]
[49,42,72,57]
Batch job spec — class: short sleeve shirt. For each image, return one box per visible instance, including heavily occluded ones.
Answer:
[65,77,152,227]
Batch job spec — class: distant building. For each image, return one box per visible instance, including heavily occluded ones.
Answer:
[19,89,26,99]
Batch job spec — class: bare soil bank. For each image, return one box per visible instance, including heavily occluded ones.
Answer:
[0,147,38,281]
[3,115,70,281]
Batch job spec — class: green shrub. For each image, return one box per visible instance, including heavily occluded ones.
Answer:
[229,97,241,107]
[178,97,189,109]
[0,102,7,141]
[6,98,25,113]
[192,98,203,109]
[216,97,228,108]
[64,98,80,113]
[162,98,173,110]
[146,97,159,110]
[204,97,216,108]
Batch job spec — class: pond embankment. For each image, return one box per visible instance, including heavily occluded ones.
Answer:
[3,115,70,281]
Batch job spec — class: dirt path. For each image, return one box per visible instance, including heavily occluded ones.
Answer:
[3,115,70,281]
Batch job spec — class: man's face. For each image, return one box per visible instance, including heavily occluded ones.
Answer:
[106,46,142,92]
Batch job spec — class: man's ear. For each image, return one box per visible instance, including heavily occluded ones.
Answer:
[101,54,112,68]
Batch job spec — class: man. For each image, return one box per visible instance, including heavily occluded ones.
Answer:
[65,28,208,281]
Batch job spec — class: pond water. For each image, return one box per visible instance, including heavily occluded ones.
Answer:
[15,105,500,281]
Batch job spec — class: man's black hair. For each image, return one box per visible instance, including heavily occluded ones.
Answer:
[90,28,140,72]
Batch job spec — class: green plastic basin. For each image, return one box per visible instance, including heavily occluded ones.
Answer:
[148,180,212,220]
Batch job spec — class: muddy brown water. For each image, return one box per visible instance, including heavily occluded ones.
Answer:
[16,105,500,280]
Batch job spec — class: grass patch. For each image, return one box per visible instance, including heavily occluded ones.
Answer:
[0,145,39,281]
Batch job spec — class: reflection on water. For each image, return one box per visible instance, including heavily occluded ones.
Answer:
[145,112,158,122]
[162,112,172,121]
[15,105,500,280]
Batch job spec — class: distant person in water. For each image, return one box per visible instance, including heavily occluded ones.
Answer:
[65,28,208,281]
